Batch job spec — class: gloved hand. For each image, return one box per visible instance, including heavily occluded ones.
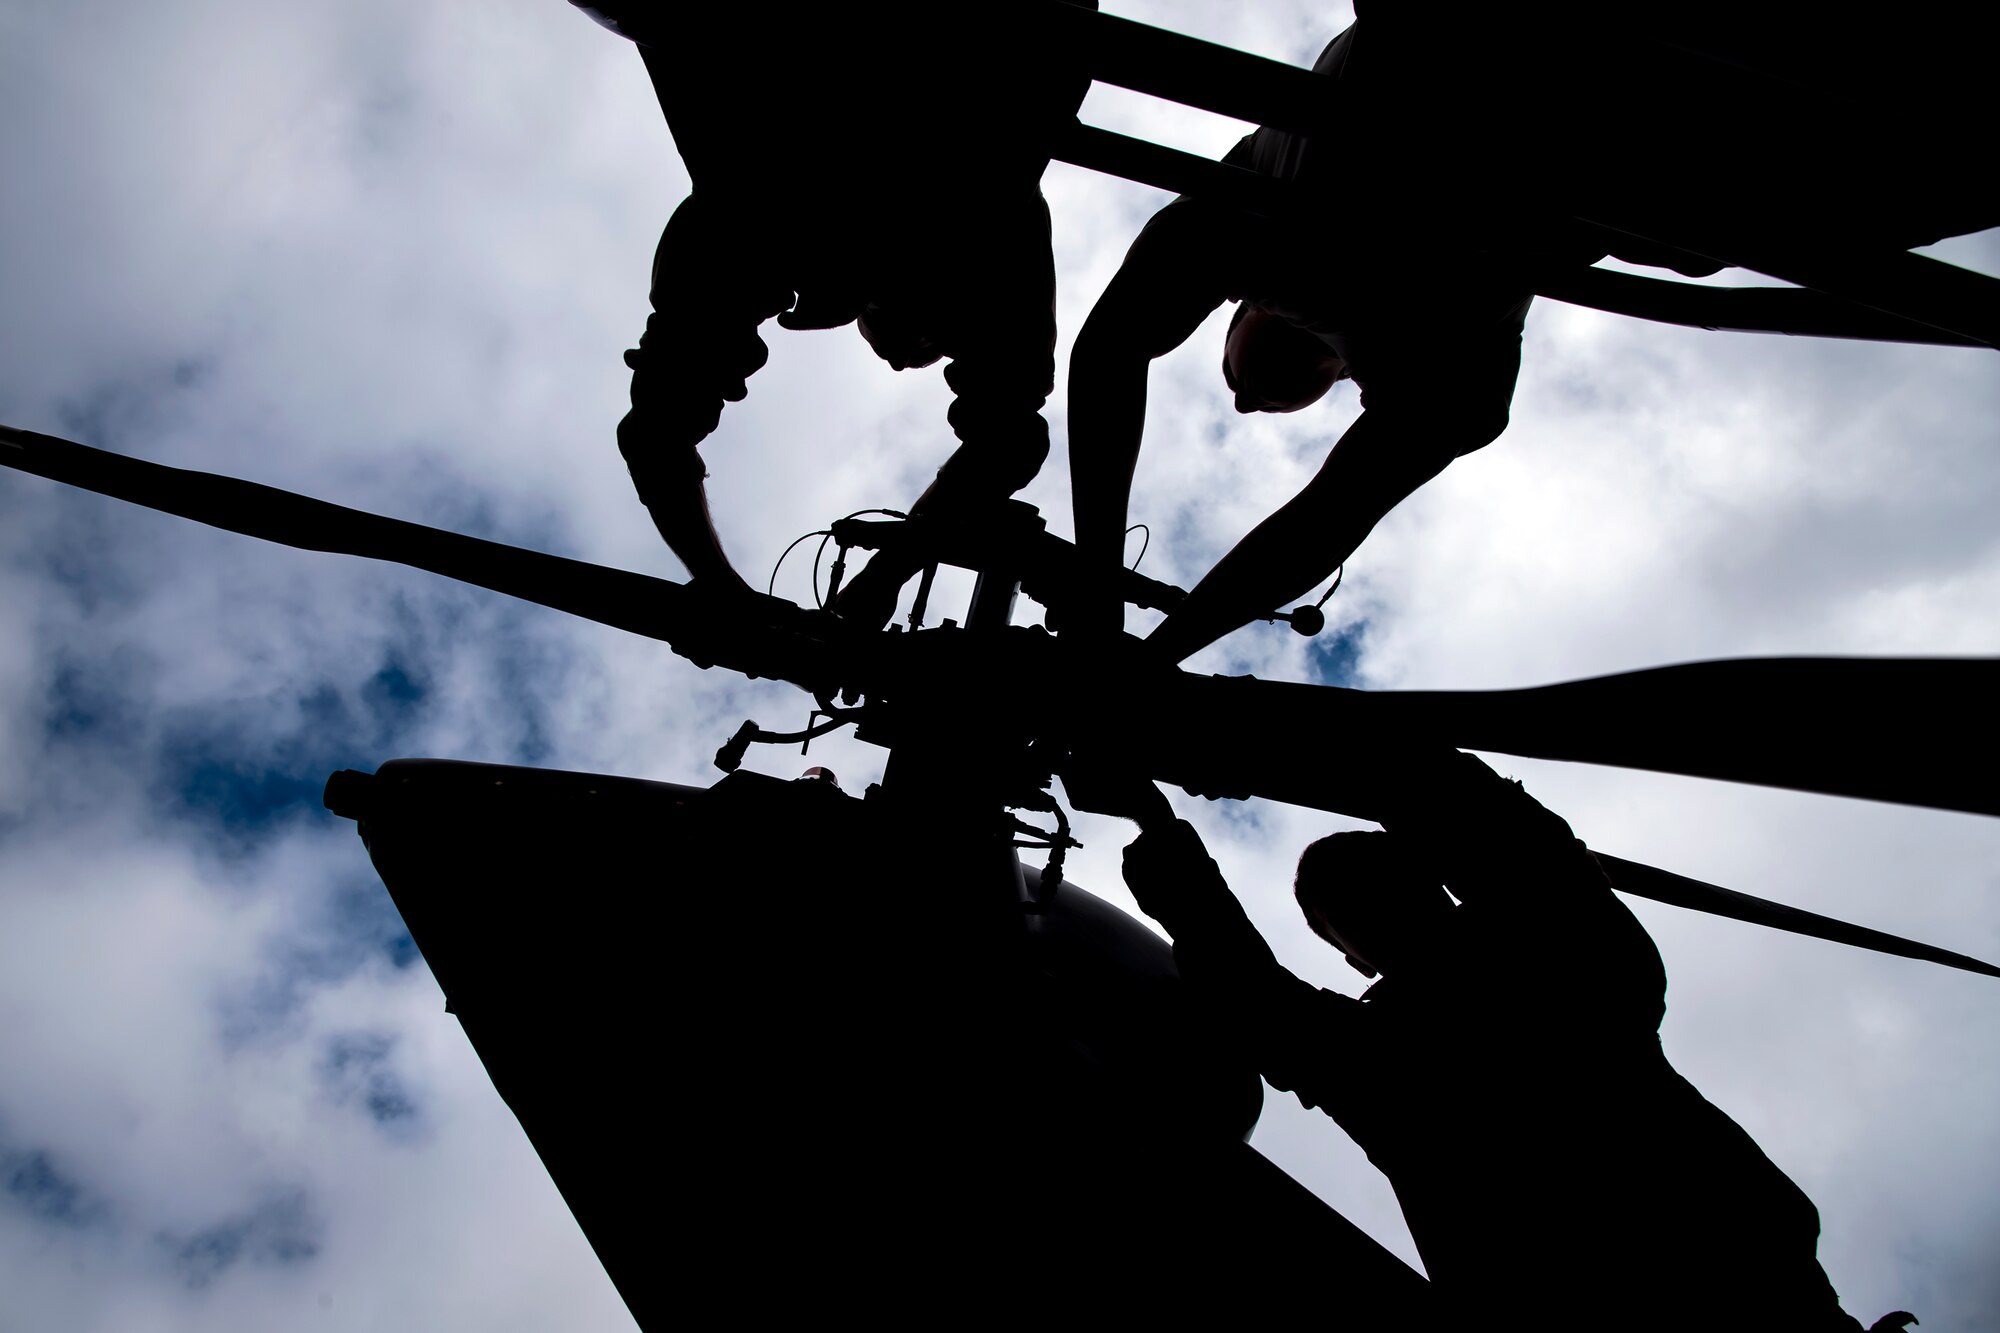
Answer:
[1059,757,1172,830]
[1121,818,1225,928]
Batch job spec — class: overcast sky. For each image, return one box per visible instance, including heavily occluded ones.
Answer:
[2,2,1997,1329]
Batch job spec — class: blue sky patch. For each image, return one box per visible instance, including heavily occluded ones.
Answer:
[19,489,156,616]
[1,1142,108,1230]
[161,1189,321,1289]
[154,650,436,850]
[1306,617,1368,689]
[53,357,214,455]
[218,875,419,1048]
[320,1031,421,1135]
[43,650,152,749]
[321,875,420,973]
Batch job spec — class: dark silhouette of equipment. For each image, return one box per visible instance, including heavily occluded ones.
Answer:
[9,419,1997,1324]
[1115,757,1883,1328]
[1039,2,2000,348]
[5,4,1997,1323]
[6,422,1994,970]
[321,758,1425,1324]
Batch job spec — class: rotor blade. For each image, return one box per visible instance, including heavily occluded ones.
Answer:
[1594,852,2000,979]
[0,423,834,688]
[1038,1,1328,136]
[1100,678,2000,976]
[1569,228,2000,348]
[1124,660,2000,819]
[1054,121,1288,217]
[13,424,1995,821]
[1351,659,2000,817]
[1533,265,1990,347]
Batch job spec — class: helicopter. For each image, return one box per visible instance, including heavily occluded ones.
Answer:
[3,2,2000,1328]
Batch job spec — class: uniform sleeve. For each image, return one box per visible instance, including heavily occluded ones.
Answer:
[1123,820,1363,1114]
[1121,819,1270,967]
[1386,752,1667,1023]
[1249,978,1366,1118]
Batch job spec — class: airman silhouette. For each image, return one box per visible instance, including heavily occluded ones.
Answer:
[1072,751,1912,1330]
[569,4,1095,621]
[1065,20,1574,661]
[1067,7,1993,660]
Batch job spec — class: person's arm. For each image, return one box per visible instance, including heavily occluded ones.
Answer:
[1146,283,1530,663]
[1121,816,1360,1113]
[1378,752,1667,1016]
[615,417,745,589]
[1066,199,1235,634]
[619,196,794,591]
[1122,817,1285,983]
[1144,408,1469,661]
[1377,753,1610,914]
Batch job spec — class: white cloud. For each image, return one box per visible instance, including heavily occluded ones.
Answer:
[2,1,1996,1329]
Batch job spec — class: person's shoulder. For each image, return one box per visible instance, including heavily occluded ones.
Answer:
[1117,196,1248,284]
[1267,983,1369,1057]
[1307,23,1358,78]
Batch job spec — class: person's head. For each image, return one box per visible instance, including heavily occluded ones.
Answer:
[1222,305,1347,414]
[1294,831,1454,979]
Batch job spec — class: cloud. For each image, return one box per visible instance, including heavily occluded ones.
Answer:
[160,1188,323,1290]
[317,1032,422,1135]
[2,1,1996,1329]
[1,1138,111,1232]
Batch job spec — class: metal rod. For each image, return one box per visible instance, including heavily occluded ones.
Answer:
[1594,852,2000,979]
[1053,121,1287,215]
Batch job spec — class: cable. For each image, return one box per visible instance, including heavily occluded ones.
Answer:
[817,510,910,608]
[810,532,836,608]
[1125,522,1151,572]
[714,712,856,773]
[1312,563,1343,609]
[1039,799,1074,908]
[769,511,907,605]
[769,528,833,598]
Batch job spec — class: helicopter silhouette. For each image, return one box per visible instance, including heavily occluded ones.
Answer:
[3,2,1997,1325]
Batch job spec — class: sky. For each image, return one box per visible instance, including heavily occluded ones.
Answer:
[1,1,1997,1328]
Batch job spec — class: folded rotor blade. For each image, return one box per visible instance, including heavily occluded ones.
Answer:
[1114,676,1999,976]
[12,425,1995,822]
[0,424,834,688]
[1127,660,1998,821]
[1353,659,2000,817]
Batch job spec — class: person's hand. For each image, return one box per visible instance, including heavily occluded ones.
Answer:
[829,552,910,629]
[1119,815,1217,928]
[1046,548,1137,642]
[1060,755,1172,829]
[856,301,945,371]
